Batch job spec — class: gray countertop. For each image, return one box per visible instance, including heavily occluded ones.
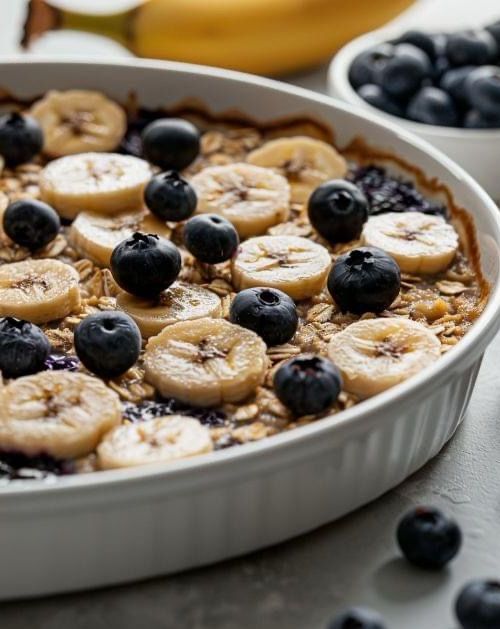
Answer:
[2,1,500,627]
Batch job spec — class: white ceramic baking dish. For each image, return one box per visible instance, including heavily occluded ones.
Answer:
[1,58,500,601]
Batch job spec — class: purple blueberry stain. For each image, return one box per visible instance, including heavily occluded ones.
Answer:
[122,399,227,427]
[0,450,75,480]
[44,354,80,372]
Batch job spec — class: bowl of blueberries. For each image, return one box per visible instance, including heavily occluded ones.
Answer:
[328,19,500,198]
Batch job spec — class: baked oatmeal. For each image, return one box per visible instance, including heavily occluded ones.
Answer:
[0,89,488,480]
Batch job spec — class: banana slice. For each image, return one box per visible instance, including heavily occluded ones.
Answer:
[328,317,441,399]
[117,281,222,338]
[97,415,213,470]
[0,371,122,459]
[144,317,268,407]
[0,259,81,324]
[247,136,347,203]
[362,211,459,274]
[69,208,171,267]
[190,163,290,238]
[30,90,127,157]
[231,235,331,300]
[39,152,152,220]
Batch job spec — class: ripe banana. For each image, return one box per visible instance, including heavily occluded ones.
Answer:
[30,90,127,158]
[97,415,213,470]
[328,317,441,398]
[362,211,459,274]
[144,317,268,407]
[0,259,81,324]
[190,163,290,239]
[0,371,122,458]
[247,137,347,204]
[39,152,152,220]
[69,209,171,267]
[117,281,222,338]
[231,235,331,300]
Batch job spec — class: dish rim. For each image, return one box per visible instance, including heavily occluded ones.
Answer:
[1,56,500,498]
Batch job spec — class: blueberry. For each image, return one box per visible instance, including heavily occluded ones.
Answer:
[144,170,197,222]
[230,287,298,346]
[445,30,498,66]
[393,29,440,60]
[111,232,181,298]
[357,84,405,117]
[374,43,432,98]
[308,180,369,244]
[455,580,500,629]
[466,66,500,119]
[3,199,60,251]
[397,506,462,569]
[141,118,200,171]
[433,55,452,82]
[486,19,500,47]
[407,87,459,127]
[0,317,50,379]
[348,44,395,89]
[183,214,239,264]
[440,66,477,108]
[327,607,386,629]
[328,247,400,315]
[74,311,141,379]
[274,354,342,417]
[0,112,43,167]
[464,109,500,129]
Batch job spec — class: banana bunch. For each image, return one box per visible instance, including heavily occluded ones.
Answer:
[24,0,415,75]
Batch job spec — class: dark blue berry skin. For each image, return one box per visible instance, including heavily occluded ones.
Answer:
[445,30,498,66]
[348,44,395,89]
[397,506,462,569]
[308,180,369,244]
[0,112,43,167]
[357,84,405,117]
[274,354,342,417]
[144,170,197,222]
[327,607,386,629]
[407,87,459,127]
[74,311,141,379]
[111,232,181,298]
[141,118,200,171]
[455,580,500,629]
[0,317,50,379]
[464,109,500,129]
[393,29,440,60]
[374,43,432,99]
[440,66,477,107]
[3,199,60,251]
[183,214,239,264]
[230,287,298,346]
[466,66,500,119]
[328,247,400,315]
[486,20,500,47]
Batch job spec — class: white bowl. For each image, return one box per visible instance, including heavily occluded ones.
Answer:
[328,27,500,200]
[1,58,500,600]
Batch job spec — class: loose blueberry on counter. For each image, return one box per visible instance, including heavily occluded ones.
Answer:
[111,232,181,298]
[0,112,44,167]
[327,607,386,629]
[0,317,50,379]
[393,29,440,61]
[445,30,498,67]
[455,580,500,629]
[144,170,197,222]
[74,311,141,379]
[407,86,459,127]
[308,179,369,244]
[464,109,500,129]
[44,354,80,372]
[230,287,298,346]
[466,66,500,119]
[374,43,432,99]
[3,199,60,251]
[440,66,477,107]
[183,214,239,264]
[141,118,200,171]
[348,44,395,89]
[397,506,462,569]
[328,247,401,315]
[356,84,405,117]
[274,354,342,417]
